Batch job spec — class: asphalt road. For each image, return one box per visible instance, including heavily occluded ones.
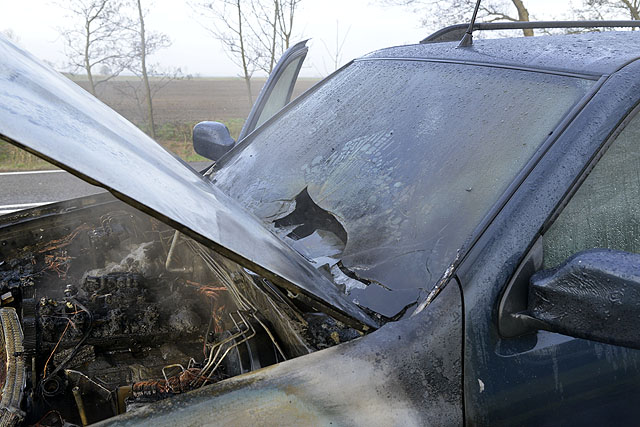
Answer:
[0,161,212,215]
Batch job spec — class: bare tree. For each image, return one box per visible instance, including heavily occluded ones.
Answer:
[573,0,640,22]
[277,0,302,49]
[384,0,534,36]
[114,65,181,132]
[247,0,281,73]
[129,0,171,139]
[320,21,351,74]
[249,0,303,72]
[191,0,259,105]
[59,0,133,96]
[191,0,303,104]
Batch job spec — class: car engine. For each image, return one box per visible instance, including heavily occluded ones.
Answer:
[0,197,360,426]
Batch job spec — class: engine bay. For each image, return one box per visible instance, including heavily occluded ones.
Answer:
[0,196,362,426]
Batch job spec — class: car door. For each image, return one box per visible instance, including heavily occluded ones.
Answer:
[457,59,640,426]
[238,40,308,141]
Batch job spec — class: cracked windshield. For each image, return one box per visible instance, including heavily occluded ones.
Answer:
[213,60,593,317]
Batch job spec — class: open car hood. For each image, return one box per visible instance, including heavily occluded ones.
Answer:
[0,37,375,330]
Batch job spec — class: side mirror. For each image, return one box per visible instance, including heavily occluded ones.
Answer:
[192,121,235,162]
[504,248,640,349]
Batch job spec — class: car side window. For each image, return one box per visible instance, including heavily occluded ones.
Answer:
[543,111,640,269]
[254,55,305,129]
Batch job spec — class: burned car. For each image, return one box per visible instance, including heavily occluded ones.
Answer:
[2,19,640,426]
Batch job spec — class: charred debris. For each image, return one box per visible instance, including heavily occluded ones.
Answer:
[0,195,365,426]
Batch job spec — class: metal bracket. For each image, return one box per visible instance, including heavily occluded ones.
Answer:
[423,20,640,44]
[497,237,543,337]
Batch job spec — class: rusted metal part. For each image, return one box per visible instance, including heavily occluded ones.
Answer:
[413,249,463,316]
[116,387,132,415]
[164,231,193,274]
[37,225,91,254]
[72,386,89,426]
[132,368,208,401]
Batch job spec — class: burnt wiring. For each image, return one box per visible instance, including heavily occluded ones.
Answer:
[37,225,91,254]
[200,311,256,383]
[33,410,64,427]
[41,298,93,386]
[182,237,288,361]
[43,252,72,278]
[153,233,290,391]
[132,367,206,400]
[183,238,255,312]
[131,311,260,399]
[0,210,326,425]
[39,229,270,402]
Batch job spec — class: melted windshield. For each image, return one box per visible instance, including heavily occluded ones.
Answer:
[212,59,594,318]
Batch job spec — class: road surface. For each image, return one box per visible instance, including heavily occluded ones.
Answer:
[0,161,211,215]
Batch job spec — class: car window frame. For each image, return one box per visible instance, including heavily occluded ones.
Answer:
[450,58,640,423]
[454,59,640,425]
[540,101,640,237]
[238,40,310,141]
[494,78,640,338]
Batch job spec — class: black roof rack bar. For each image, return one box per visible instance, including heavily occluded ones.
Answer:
[421,20,640,44]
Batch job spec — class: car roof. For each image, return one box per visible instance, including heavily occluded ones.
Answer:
[362,31,640,77]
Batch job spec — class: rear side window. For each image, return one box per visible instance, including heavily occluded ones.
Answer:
[544,112,640,268]
[255,56,305,129]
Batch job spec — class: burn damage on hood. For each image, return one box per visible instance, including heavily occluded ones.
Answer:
[0,35,375,333]
[0,195,362,425]
[0,35,379,426]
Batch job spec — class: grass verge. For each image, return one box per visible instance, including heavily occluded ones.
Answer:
[0,118,245,172]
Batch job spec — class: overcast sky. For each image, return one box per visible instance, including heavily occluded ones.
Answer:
[2,0,573,77]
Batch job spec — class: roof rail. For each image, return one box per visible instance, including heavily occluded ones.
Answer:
[421,20,640,44]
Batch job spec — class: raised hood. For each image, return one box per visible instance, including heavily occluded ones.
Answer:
[0,37,375,330]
